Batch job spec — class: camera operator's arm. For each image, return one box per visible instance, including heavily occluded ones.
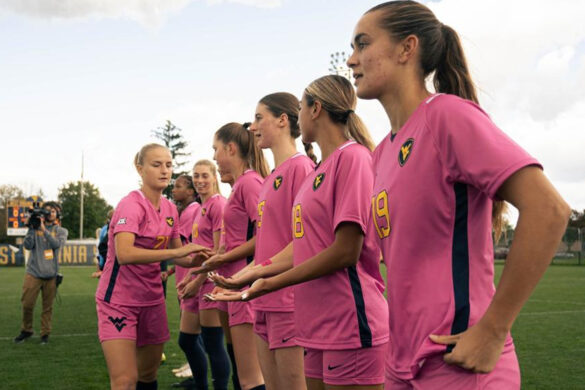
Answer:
[43,224,64,250]
[23,228,36,250]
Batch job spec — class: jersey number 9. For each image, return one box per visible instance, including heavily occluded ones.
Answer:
[372,190,391,239]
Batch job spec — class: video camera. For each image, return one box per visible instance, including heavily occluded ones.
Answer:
[27,201,50,230]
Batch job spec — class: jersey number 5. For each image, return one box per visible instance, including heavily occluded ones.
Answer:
[293,204,304,238]
[372,190,391,239]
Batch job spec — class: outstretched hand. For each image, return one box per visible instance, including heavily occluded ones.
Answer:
[208,270,257,290]
[205,278,272,302]
[429,320,508,373]
[191,254,224,275]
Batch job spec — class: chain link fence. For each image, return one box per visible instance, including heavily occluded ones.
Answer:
[495,227,584,265]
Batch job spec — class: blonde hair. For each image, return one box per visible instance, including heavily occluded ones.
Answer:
[134,143,169,167]
[304,75,375,151]
[194,159,221,196]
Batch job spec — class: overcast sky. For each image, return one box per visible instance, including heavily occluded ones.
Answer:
[1,0,584,225]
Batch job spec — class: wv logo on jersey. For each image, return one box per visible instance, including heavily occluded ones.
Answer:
[398,138,415,167]
[166,217,174,227]
[108,316,127,332]
[313,173,325,191]
[273,176,283,190]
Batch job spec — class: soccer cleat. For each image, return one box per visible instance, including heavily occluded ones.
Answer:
[40,335,49,345]
[170,377,196,388]
[13,331,33,343]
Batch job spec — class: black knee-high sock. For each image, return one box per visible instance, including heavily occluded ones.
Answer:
[201,326,230,390]
[249,386,266,390]
[136,380,157,390]
[226,343,241,390]
[178,332,208,390]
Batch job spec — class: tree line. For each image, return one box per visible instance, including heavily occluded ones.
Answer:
[0,121,191,241]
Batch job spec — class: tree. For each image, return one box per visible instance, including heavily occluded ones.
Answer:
[58,181,113,239]
[151,120,191,198]
[0,184,25,208]
[0,184,26,241]
[568,209,585,229]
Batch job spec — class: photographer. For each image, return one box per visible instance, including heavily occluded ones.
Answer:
[14,201,68,345]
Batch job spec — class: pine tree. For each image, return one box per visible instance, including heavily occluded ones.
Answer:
[151,120,191,198]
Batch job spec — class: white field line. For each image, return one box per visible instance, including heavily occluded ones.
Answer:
[0,333,96,341]
[529,299,585,306]
[519,309,585,316]
[0,293,94,300]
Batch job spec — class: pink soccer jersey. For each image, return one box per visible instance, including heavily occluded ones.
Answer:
[192,194,226,249]
[174,201,201,288]
[96,190,179,306]
[292,141,389,350]
[372,94,541,380]
[252,153,314,312]
[220,170,263,277]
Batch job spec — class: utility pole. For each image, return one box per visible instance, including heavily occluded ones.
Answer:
[79,151,84,239]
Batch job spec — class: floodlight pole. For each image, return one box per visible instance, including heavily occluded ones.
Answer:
[79,151,84,239]
[329,51,351,80]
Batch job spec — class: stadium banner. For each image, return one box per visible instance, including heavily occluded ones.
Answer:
[0,242,98,267]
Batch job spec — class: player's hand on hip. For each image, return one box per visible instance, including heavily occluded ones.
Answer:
[429,319,507,373]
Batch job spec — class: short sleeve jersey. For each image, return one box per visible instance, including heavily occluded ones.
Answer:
[292,141,389,350]
[220,170,263,277]
[252,153,315,312]
[174,201,201,287]
[372,94,541,379]
[96,190,179,306]
[192,194,226,249]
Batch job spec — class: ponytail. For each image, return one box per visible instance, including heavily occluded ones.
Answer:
[367,0,507,231]
[243,122,270,178]
[303,142,318,164]
[215,122,269,178]
[434,25,478,104]
[346,112,375,152]
[305,75,375,152]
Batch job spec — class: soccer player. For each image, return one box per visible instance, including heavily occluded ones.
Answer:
[199,122,269,390]
[179,160,232,390]
[212,75,390,389]
[170,174,209,389]
[95,143,210,390]
[348,2,571,388]
[210,92,316,389]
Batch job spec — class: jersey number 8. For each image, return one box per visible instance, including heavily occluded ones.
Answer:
[293,204,304,238]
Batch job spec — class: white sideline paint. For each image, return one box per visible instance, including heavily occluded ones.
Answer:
[0,333,95,341]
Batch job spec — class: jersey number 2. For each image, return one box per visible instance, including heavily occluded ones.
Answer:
[154,236,170,249]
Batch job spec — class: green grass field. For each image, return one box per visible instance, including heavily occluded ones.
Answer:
[0,264,584,389]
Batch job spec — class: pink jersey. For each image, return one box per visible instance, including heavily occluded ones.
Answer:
[220,170,263,277]
[174,201,201,287]
[192,194,226,249]
[96,190,179,306]
[252,153,315,312]
[372,94,541,379]
[292,141,389,350]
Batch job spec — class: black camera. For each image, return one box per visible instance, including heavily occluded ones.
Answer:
[27,202,50,230]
